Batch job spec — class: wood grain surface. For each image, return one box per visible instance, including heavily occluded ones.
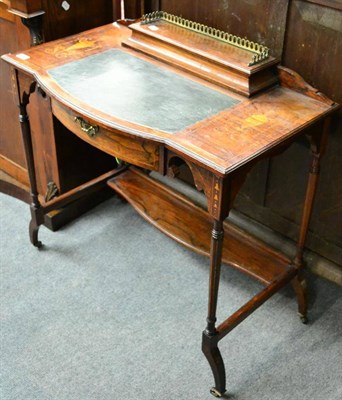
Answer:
[2,22,337,176]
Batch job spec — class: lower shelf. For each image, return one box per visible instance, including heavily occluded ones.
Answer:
[107,167,292,284]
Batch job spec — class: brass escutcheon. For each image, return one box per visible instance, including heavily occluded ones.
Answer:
[74,116,99,137]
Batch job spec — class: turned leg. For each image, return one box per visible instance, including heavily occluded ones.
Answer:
[291,273,308,323]
[292,118,331,323]
[292,159,319,323]
[202,219,226,397]
[19,96,44,247]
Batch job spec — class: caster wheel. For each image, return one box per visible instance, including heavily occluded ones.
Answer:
[300,315,308,324]
[210,387,223,398]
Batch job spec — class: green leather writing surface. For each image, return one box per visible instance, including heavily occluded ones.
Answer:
[49,49,239,133]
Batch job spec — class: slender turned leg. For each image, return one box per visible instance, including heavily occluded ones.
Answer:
[202,219,226,397]
[292,119,330,323]
[19,103,44,247]
[292,158,319,323]
[291,273,308,324]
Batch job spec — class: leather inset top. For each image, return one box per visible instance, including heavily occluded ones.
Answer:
[48,49,240,133]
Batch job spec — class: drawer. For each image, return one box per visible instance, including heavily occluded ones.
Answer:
[52,100,160,171]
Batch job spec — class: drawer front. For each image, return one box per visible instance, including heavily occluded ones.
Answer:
[52,100,160,171]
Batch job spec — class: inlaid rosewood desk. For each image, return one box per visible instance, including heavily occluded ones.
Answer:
[2,13,339,397]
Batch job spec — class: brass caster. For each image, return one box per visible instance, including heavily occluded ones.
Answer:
[210,387,223,398]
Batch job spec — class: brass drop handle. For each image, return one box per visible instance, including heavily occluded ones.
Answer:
[74,116,99,137]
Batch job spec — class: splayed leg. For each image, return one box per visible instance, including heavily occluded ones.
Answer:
[202,332,226,397]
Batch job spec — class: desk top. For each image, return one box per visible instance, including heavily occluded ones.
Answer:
[48,48,239,134]
[2,22,338,175]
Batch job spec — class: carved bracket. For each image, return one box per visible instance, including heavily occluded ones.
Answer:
[21,14,44,46]
[166,153,229,220]
[44,182,59,202]
[166,153,253,220]
[15,70,37,109]
[306,117,331,173]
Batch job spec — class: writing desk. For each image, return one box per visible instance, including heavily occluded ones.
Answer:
[2,14,339,397]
